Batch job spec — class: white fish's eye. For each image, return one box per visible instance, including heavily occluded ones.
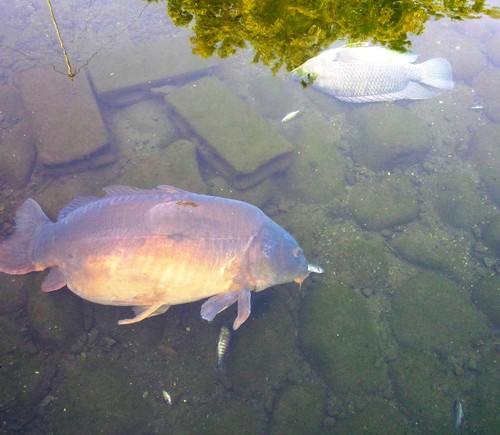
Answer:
[293,247,303,258]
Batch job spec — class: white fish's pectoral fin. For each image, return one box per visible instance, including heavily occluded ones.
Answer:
[41,267,67,292]
[200,290,241,322]
[118,302,168,325]
[233,289,251,330]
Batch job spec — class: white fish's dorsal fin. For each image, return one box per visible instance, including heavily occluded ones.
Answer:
[58,196,99,220]
[333,45,419,64]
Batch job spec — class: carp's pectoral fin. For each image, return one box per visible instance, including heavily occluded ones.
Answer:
[118,302,169,325]
[233,289,251,330]
[41,267,67,292]
[200,289,252,330]
[201,291,241,322]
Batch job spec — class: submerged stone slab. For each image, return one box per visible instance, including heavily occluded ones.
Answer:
[87,36,216,105]
[19,67,110,167]
[165,76,295,189]
[0,84,36,188]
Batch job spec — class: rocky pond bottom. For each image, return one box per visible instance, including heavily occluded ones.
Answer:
[1,21,500,434]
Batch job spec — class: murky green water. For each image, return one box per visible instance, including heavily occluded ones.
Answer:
[0,0,499,433]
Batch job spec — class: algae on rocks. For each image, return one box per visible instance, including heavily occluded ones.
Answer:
[389,271,489,356]
[299,278,388,395]
[473,275,500,328]
[424,172,487,230]
[348,175,419,231]
[347,105,430,171]
[165,76,294,189]
[270,384,326,435]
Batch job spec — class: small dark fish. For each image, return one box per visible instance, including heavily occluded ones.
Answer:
[452,400,465,429]
[216,324,232,372]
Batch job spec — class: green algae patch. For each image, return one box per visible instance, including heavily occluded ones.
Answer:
[334,401,409,434]
[483,213,500,254]
[389,271,489,356]
[45,355,154,434]
[27,276,84,350]
[390,349,462,432]
[331,239,388,289]
[348,175,419,231]
[348,105,430,171]
[472,124,500,207]
[228,294,302,395]
[299,279,387,395]
[425,172,486,230]
[116,139,207,194]
[283,111,345,204]
[467,350,500,433]
[165,76,294,189]
[388,223,477,285]
[270,384,326,435]
[473,275,500,328]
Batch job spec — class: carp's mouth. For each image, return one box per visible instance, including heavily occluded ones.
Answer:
[294,263,324,288]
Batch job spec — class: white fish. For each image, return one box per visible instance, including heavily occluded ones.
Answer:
[281,110,300,123]
[162,390,172,405]
[293,44,454,103]
[216,324,232,372]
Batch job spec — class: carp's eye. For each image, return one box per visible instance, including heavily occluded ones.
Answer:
[293,247,303,258]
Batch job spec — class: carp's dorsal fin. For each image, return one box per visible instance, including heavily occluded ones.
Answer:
[41,267,67,292]
[58,196,98,220]
[103,185,193,198]
[117,302,170,325]
[103,185,157,196]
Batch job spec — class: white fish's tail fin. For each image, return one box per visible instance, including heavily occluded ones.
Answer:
[0,199,50,274]
[419,58,454,90]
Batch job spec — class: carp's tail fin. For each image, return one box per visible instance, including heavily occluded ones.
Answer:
[0,199,50,275]
[419,57,454,90]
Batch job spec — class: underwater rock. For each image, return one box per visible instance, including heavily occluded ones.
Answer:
[269,384,326,435]
[299,277,387,395]
[27,276,84,350]
[482,213,500,255]
[0,273,30,315]
[473,70,500,122]
[19,67,111,167]
[466,350,500,433]
[390,348,463,431]
[116,139,207,194]
[424,172,487,230]
[472,123,500,206]
[473,275,500,328]
[88,35,217,106]
[248,75,297,120]
[228,293,302,395]
[0,85,36,188]
[281,111,345,204]
[389,271,489,356]
[108,98,177,158]
[388,223,478,285]
[165,76,294,189]
[43,355,154,434]
[334,401,409,434]
[348,175,419,231]
[330,239,388,289]
[486,32,500,66]
[347,105,430,171]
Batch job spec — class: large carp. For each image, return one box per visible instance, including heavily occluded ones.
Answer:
[0,185,322,329]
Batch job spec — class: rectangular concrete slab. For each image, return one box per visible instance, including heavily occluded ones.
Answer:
[165,76,295,189]
[87,36,216,105]
[19,67,110,167]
